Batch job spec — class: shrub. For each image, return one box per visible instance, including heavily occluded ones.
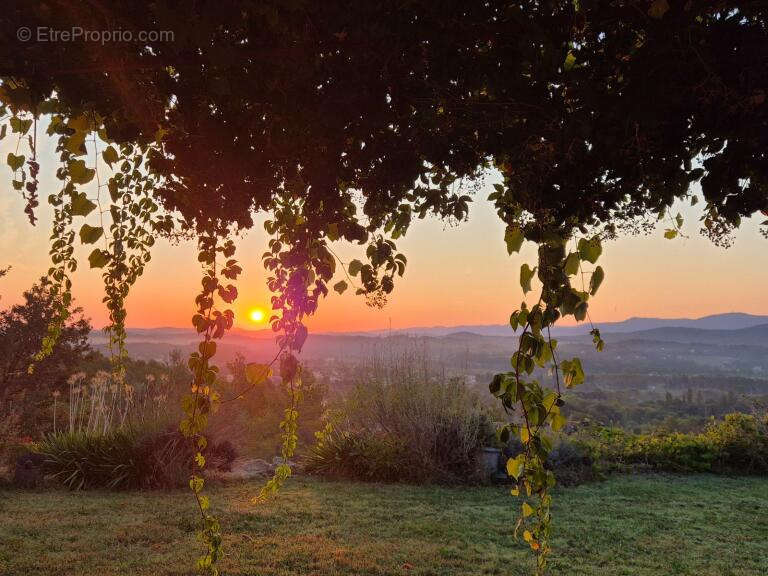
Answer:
[35,429,144,489]
[704,412,768,474]
[305,426,407,482]
[306,354,492,484]
[576,412,768,475]
[546,438,596,486]
[31,427,237,490]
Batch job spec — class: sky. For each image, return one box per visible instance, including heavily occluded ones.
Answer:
[1,128,767,333]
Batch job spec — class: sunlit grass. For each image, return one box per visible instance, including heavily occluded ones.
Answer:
[1,474,766,575]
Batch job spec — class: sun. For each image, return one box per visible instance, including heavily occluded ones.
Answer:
[249,308,266,323]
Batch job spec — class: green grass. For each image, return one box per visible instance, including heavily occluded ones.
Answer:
[1,474,767,576]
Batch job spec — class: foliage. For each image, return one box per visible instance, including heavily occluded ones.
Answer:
[544,438,596,486]
[214,354,327,459]
[563,385,763,433]
[35,429,143,490]
[33,427,238,490]
[308,361,491,483]
[306,426,408,482]
[0,401,23,478]
[704,412,768,473]
[2,2,768,571]
[0,279,91,437]
[179,236,242,574]
[575,412,768,475]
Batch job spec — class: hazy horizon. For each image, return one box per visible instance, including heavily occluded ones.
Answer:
[83,310,768,337]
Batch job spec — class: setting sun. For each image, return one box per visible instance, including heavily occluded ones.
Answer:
[249,308,266,323]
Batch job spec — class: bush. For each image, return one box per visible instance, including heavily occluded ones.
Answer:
[307,355,491,484]
[546,438,596,486]
[31,427,237,490]
[704,412,768,474]
[576,412,768,475]
[35,429,144,489]
[305,426,408,482]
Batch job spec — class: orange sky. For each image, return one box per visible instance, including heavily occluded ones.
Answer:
[1,132,767,332]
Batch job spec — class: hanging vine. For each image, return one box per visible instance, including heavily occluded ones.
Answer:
[490,223,607,573]
[180,233,242,574]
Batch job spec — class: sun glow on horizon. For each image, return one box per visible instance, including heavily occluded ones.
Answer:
[249,308,266,323]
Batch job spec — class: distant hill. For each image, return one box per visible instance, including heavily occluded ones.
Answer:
[608,322,768,345]
[89,314,768,384]
[345,312,768,338]
[90,312,768,348]
[591,313,768,333]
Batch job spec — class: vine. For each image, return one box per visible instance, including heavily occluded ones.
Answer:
[98,138,168,387]
[253,353,302,503]
[490,225,606,574]
[180,233,241,574]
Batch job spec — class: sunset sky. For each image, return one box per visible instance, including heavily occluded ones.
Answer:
[1,130,767,333]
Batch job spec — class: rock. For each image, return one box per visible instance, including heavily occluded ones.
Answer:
[221,458,274,480]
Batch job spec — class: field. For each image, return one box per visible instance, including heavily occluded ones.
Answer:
[1,474,767,576]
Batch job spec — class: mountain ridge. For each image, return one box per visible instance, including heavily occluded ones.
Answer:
[90,312,768,345]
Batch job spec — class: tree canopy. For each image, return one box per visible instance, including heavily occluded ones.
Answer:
[4,1,766,231]
[1,1,767,573]
[0,279,91,435]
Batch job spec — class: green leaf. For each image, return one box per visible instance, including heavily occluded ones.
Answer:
[564,252,580,276]
[590,328,605,352]
[664,228,678,240]
[87,249,109,268]
[68,159,95,185]
[520,264,536,294]
[79,224,103,244]
[577,237,602,264]
[506,454,525,480]
[504,226,524,254]
[245,363,271,385]
[522,502,535,518]
[551,412,567,432]
[348,259,363,276]
[561,357,585,388]
[589,266,605,296]
[489,374,508,397]
[108,179,120,202]
[65,115,90,155]
[564,51,576,71]
[189,475,204,493]
[199,341,217,359]
[10,116,32,135]
[70,191,97,217]
[574,301,588,322]
[333,280,348,294]
[6,153,25,171]
[523,530,533,542]
[102,146,119,167]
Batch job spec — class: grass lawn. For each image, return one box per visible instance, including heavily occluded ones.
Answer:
[1,474,767,576]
